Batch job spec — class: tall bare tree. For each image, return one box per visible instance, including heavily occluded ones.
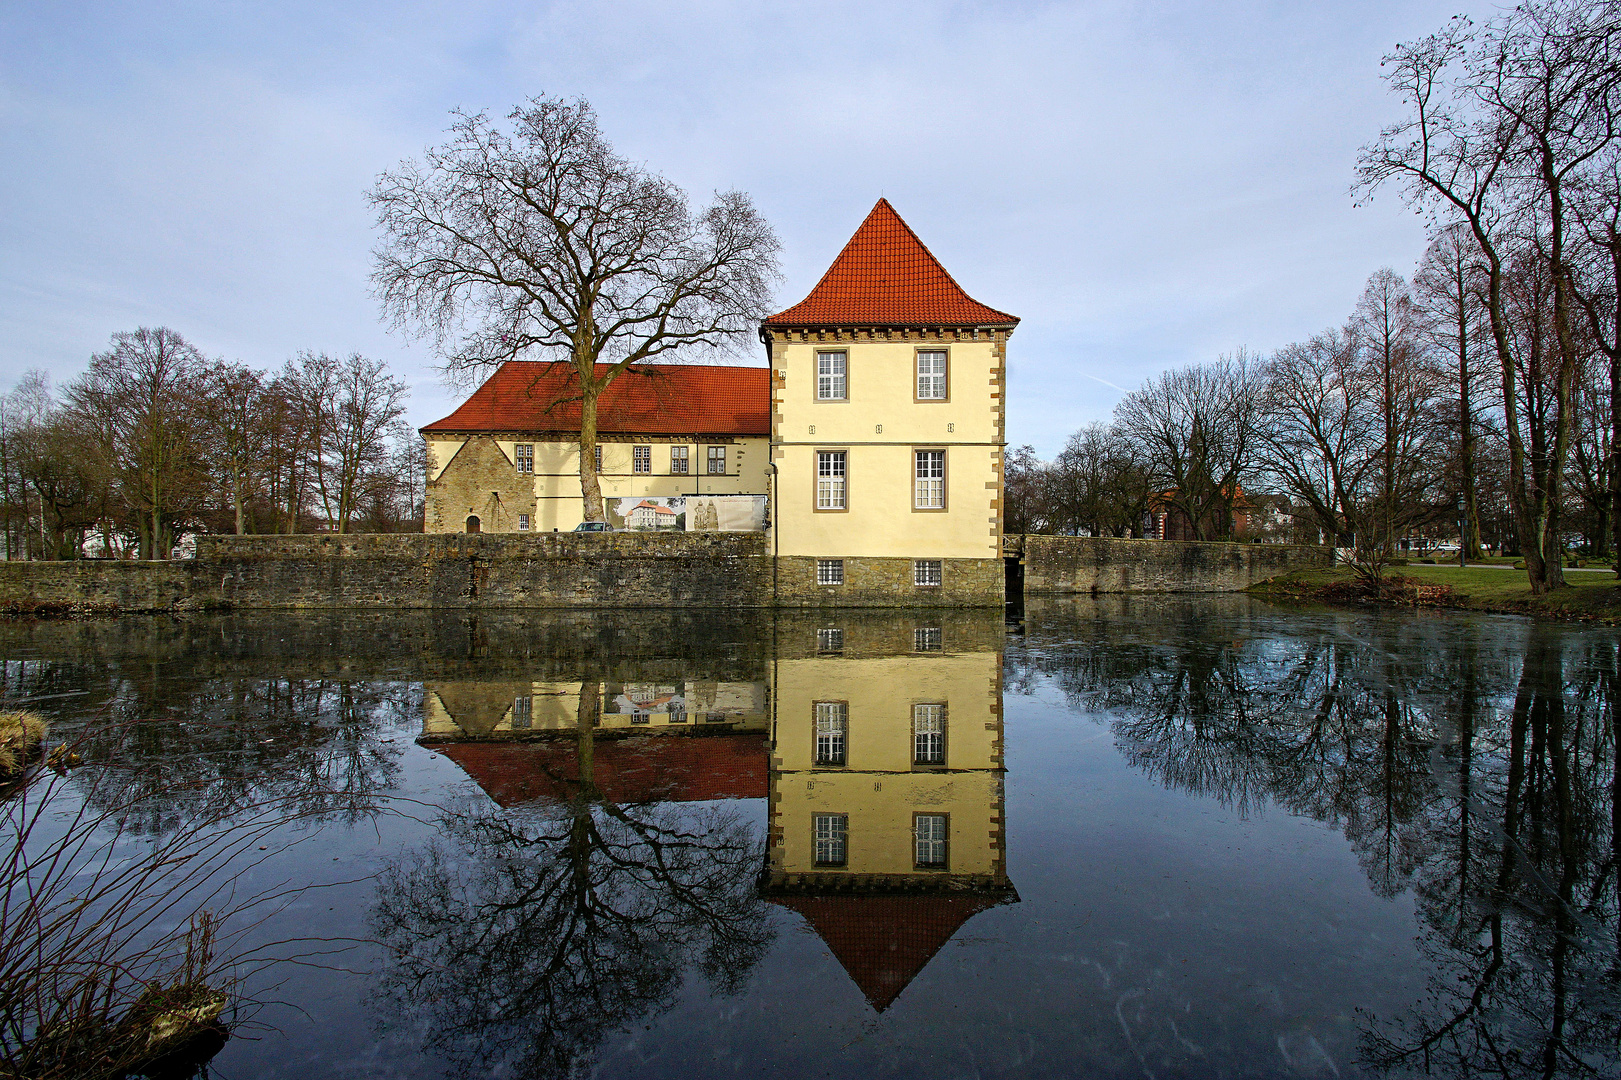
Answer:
[64,328,210,559]
[1359,0,1621,591]
[370,96,780,522]
[1114,352,1261,542]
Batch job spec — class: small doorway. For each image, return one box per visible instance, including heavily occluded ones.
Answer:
[465,515,481,534]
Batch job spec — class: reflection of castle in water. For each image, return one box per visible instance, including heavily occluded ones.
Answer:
[418,613,1014,1011]
[764,619,1016,1010]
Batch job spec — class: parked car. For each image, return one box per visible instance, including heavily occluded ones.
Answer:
[572,521,612,533]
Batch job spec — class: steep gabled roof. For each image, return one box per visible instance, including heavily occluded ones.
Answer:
[763,199,1018,329]
[769,892,1010,1011]
[421,362,770,436]
[425,732,769,807]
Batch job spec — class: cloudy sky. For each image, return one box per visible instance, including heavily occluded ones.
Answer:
[2,1,1477,457]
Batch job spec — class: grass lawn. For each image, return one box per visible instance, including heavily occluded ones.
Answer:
[1252,564,1621,621]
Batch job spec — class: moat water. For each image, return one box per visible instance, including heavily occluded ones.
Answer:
[4,599,1618,1078]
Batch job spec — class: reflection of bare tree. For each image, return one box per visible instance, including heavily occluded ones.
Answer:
[369,718,772,1079]
[1013,604,1621,1077]
[1362,628,1621,1078]
[70,675,409,835]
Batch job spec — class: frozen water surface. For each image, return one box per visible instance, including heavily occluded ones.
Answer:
[3,597,1616,1078]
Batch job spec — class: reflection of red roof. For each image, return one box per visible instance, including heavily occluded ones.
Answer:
[421,363,769,436]
[426,733,768,806]
[771,893,1006,1011]
[629,501,676,516]
[764,199,1018,329]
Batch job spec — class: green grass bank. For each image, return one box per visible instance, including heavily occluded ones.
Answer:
[1250,563,1621,622]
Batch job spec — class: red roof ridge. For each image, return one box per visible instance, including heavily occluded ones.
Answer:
[421,361,769,437]
[764,198,1018,329]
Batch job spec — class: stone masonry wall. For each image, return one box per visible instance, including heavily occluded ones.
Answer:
[1021,535,1331,595]
[772,556,1003,608]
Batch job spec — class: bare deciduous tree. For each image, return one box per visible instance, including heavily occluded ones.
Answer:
[370,96,780,522]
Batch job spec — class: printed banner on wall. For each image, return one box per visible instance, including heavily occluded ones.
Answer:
[607,495,766,532]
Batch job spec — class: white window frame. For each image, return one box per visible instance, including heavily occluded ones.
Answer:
[814,701,847,766]
[915,813,948,868]
[515,443,534,473]
[913,703,945,765]
[707,446,727,475]
[916,350,947,400]
[816,351,847,400]
[518,513,530,532]
[816,628,844,653]
[633,445,651,474]
[671,446,689,474]
[814,813,848,866]
[816,559,844,586]
[594,445,603,472]
[816,451,847,510]
[914,626,943,651]
[914,559,943,587]
[511,694,533,729]
[914,450,945,510]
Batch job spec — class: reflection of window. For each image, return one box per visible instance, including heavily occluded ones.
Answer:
[914,450,945,509]
[913,704,945,764]
[707,446,726,475]
[915,813,948,868]
[511,695,532,729]
[814,813,848,866]
[705,711,728,723]
[817,451,846,510]
[914,559,942,587]
[633,445,651,474]
[631,711,650,724]
[817,351,847,400]
[914,627,942,652]
[817,559,844,586]
[667,703,687,723]
[515,444,534,473]
[916,351,947,400]
[671,446,689,474]
[518,513,530,531]
[814,701,847,765]
[816,628,844,653]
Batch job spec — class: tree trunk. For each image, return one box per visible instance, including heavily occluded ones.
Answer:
[579,382,604,523]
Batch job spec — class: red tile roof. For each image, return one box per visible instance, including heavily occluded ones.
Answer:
[770,893,1009,1011]
[764,199,1018,329]
[420,362,769,436]
[425,732,769,807]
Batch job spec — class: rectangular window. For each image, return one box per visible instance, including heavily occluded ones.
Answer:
[915,813,948,868]
[594,445,603,472]
[816,451,847,510]
[518,513,530,532]
[914,450,945,509]
[814,701,847,766]
[707,446,726,475]
[914,559,942,587]
[814,813,848,867]
[816,628,844,653]
[633,445,651,474]
[914,627,942,652]
[916,351,947,400]
[817,351,847,400]
[515,444,534,473]
[816,559,844,586]
[511,695,532,729]
[913,704,945,765]
[671,446,689,474]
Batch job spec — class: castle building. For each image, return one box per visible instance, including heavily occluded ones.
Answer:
[419,199,1017,604]
[761,199,1018,599]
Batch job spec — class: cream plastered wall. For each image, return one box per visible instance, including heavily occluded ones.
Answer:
[771,651,1002,877]
[768,336,1005,560]
[772,770,1002,877]
[425,435,770,533]
[423,680,769,737]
